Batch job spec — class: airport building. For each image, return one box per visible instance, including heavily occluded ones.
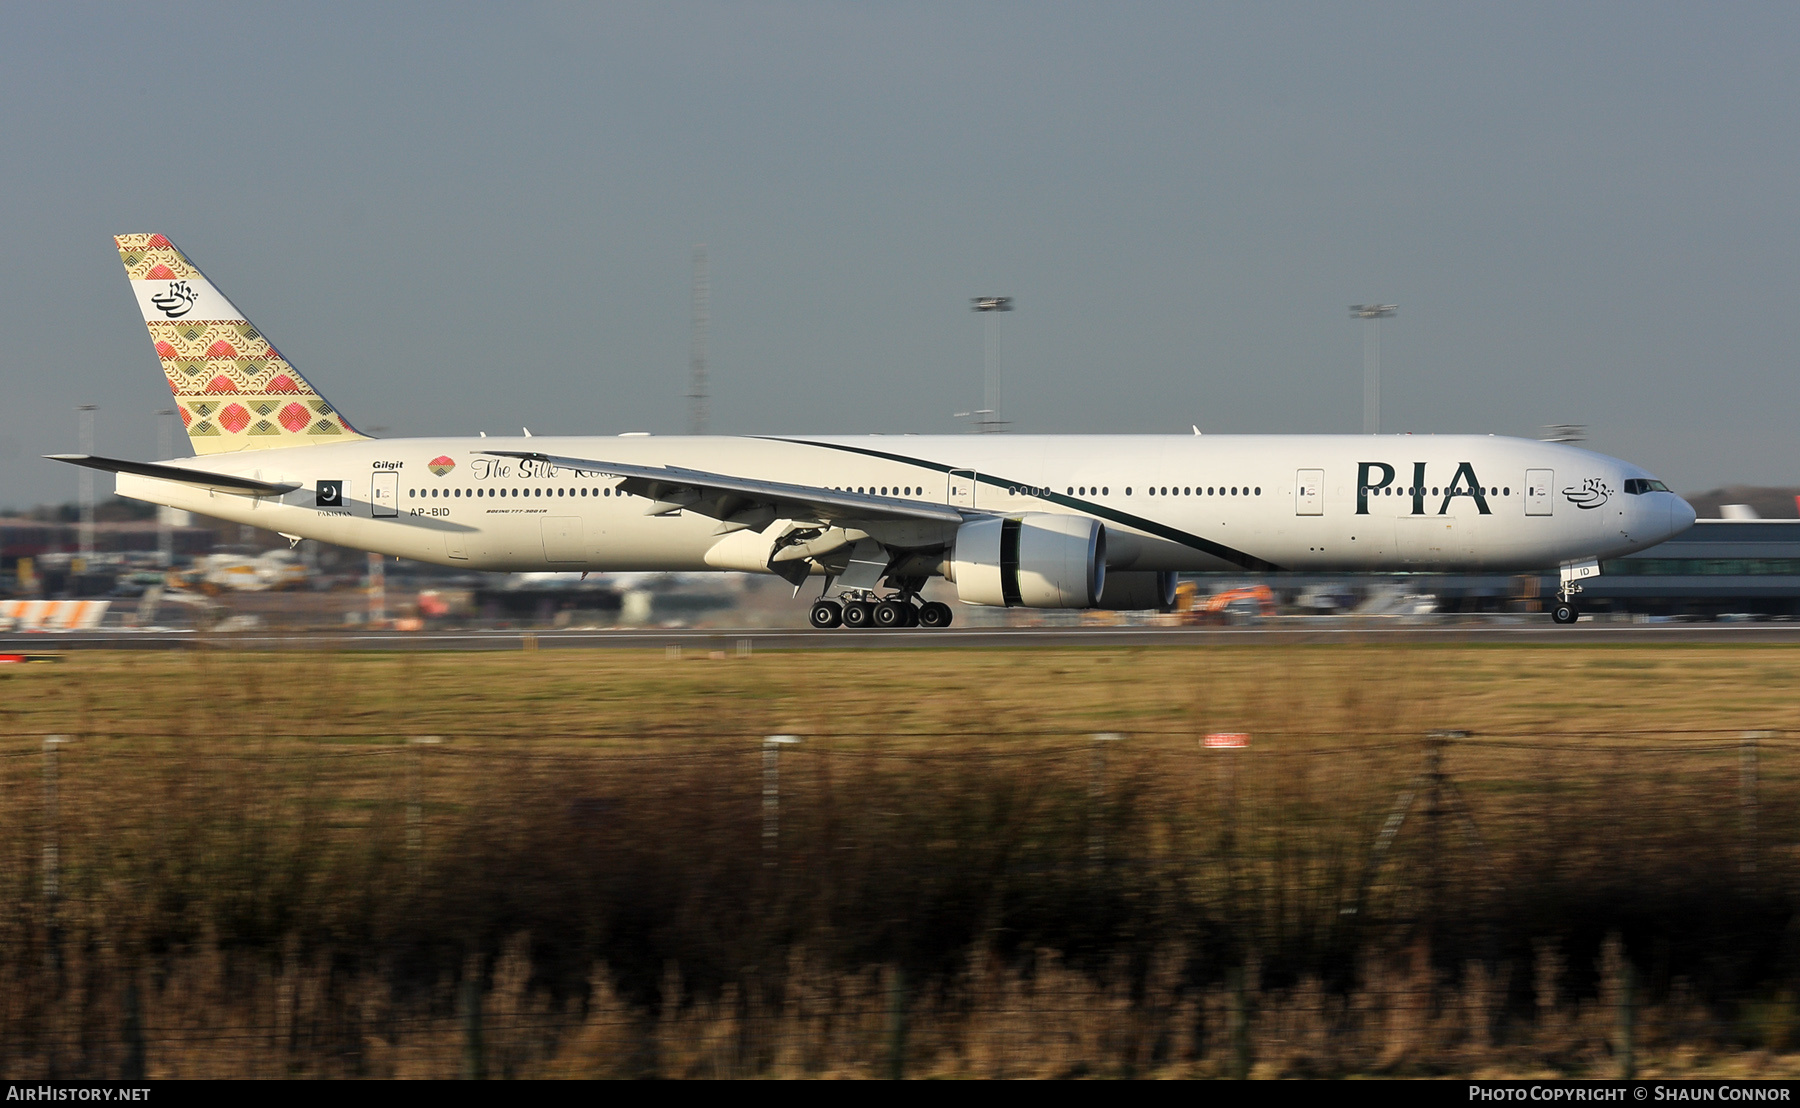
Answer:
[1214,520,1800,620]
[1586,519,1800,618]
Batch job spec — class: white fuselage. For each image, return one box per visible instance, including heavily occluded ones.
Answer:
[115,433,1695,578]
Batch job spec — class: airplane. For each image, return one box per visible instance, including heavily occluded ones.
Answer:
[50,233,1697,630]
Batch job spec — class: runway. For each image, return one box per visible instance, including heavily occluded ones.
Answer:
[8,621,1800,652]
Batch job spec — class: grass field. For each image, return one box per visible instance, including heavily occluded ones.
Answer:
[4,642,1800,1078]
[8,640,1800,741]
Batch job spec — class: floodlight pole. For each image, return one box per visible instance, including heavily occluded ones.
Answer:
[76,406,97,562]
[1349,305,1397,434]
[689,245,709,435]
[971,297,1012,433]
[156,410,175,566]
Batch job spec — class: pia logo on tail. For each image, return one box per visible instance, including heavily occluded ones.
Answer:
[1563,477,1612,509]
[149,280,199,318]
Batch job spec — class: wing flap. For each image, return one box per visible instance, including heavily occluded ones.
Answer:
[479,450,967,526]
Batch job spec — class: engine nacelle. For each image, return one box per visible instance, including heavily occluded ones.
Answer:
[949,514,1105,608]
[1094,570,1178,612]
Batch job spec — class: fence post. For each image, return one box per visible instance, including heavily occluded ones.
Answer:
[1423,731,1466,944]
[886,963,908,1080]
[1226,961,1251,1080]
[1742,732,1769,879]
[43,736,68,967]
[409,737,442,887]
[43,735,68,1079]
[121,976,146,1081]
[1089,733,1124,870]
[1617,955,1637,1080]
[461,964,486,1080]
[763,736,800,867]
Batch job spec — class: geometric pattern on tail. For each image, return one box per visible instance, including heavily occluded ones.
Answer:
[116,233,366,455]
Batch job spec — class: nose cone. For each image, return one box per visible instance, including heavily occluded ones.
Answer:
[1668,495,1697,538]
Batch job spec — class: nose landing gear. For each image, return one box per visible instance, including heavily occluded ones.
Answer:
[1551,558,1601,627]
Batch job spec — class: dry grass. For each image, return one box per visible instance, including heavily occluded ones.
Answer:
[5,641,1800,742]
[2,642,1800,1078]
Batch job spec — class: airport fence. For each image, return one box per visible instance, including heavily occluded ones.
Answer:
[1,725,1799,1077]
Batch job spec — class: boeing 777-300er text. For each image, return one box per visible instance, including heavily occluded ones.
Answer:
[52,235,1698,628]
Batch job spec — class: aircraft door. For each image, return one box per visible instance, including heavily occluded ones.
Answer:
[371,472,398,517]
[1525,469,1553,516]
[1295,469,1324,516]
[947,470,978,508]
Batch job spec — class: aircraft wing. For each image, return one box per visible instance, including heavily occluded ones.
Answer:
[46,454,301,497]
[478,450,968,527]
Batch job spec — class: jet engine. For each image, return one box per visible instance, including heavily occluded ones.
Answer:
[1093,570,1178,612]
[949,514,1105,608]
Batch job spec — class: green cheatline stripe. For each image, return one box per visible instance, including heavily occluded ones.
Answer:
[763,437,1286,572]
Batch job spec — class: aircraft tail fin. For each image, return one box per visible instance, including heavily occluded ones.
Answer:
[116,234,366,455]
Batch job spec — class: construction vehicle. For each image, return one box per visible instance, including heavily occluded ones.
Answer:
[1184,584,1278,625]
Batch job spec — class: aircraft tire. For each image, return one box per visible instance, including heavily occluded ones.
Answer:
[842,601,876,628]
[918,602,954,629]
[874,600,910,628]
[809,600,843,629]
[1551,603,1579,625]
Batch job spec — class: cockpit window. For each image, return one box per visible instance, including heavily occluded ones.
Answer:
[1624,478,1672,495]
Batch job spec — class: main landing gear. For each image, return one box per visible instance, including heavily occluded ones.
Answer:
[809,593,953,631]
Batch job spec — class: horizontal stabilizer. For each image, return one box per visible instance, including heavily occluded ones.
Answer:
[45,454,300,497]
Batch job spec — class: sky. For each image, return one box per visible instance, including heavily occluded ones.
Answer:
[2,2,1797,508]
